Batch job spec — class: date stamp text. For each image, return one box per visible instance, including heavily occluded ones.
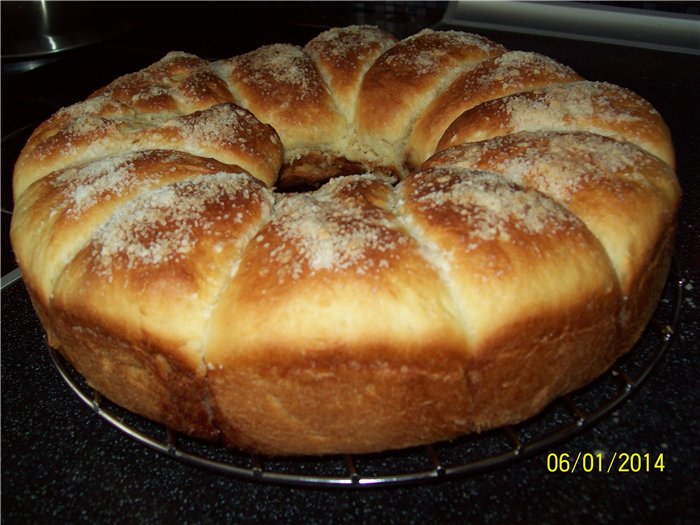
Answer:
[546,452,665,473]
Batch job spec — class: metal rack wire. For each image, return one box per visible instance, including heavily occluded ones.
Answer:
[48,261,684,488]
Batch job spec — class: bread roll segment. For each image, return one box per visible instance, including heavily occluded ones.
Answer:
[437,81,675,168]
[425,131,681,349]
[13,96,134,199]
[396,168,622,427]
[205,174,472,453]
[90,51,236,115]
[355,30,505,170]
[49,170,274,439]
[13,52,240,199]
[10,25,680,456]
[135,103,284,186]
[406,51,583,167]
[426,132,680,290]
[11,150,245,312]
[304,25,398,125]
[213,44,352,188]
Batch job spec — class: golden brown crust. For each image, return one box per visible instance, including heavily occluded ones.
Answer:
[10,26,680,456]
[406,51,583,167]
[437,81,675,169]
[305,25,398,125]
[425,131,681,349]
[11,150,247,310]
[214,44,345,159]
[48,309,219,439]
[48,170,274,439]
[356,30,505,169]
[135,103,284,186]
[209,347,474,455]
[13,96,133,199]
[90,51,235,114]
[205,174,470,453]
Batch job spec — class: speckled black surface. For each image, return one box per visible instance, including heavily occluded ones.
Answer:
[2,3,699,523]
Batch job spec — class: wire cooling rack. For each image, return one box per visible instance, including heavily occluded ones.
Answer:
[48,261,684,488]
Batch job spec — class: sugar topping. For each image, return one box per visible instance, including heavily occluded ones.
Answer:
[32,111,122,162]
[505,82,655,132]
[404,29,503,55]
[104,53,173,85]
[92,172,267,276]
[104,51,206,92]
[260,175,405,280]
[158,103,276,151]
[498,133,650,201]
[52,152,143,216]
[434,132,653,203]
[156,50,206,69]
[406,168,576,247]
[305,25,395,64]
[232,44,319,97]
[176,70,234,108]
[58,95,126,120]
[314,172,396,199]
[381,30,502,77]
[62,51,222,134]
[385,50,442,76]
[130,84,172,104]
[42,96,126,150]
[474,51,577,91]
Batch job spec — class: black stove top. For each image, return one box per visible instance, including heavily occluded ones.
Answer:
[2,3,699,523]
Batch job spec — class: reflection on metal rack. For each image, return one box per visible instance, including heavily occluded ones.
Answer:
[48,261,684,488]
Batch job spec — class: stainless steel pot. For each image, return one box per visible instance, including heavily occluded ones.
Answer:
[2,1,135,59]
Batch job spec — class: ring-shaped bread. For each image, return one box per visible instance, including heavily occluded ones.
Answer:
[11,26,680,455]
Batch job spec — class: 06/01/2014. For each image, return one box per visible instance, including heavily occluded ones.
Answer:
[546,452,665,473]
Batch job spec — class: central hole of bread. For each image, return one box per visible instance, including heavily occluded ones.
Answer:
[277,152,401,193]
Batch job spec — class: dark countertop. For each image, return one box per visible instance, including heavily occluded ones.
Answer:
[2,3,699,523]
